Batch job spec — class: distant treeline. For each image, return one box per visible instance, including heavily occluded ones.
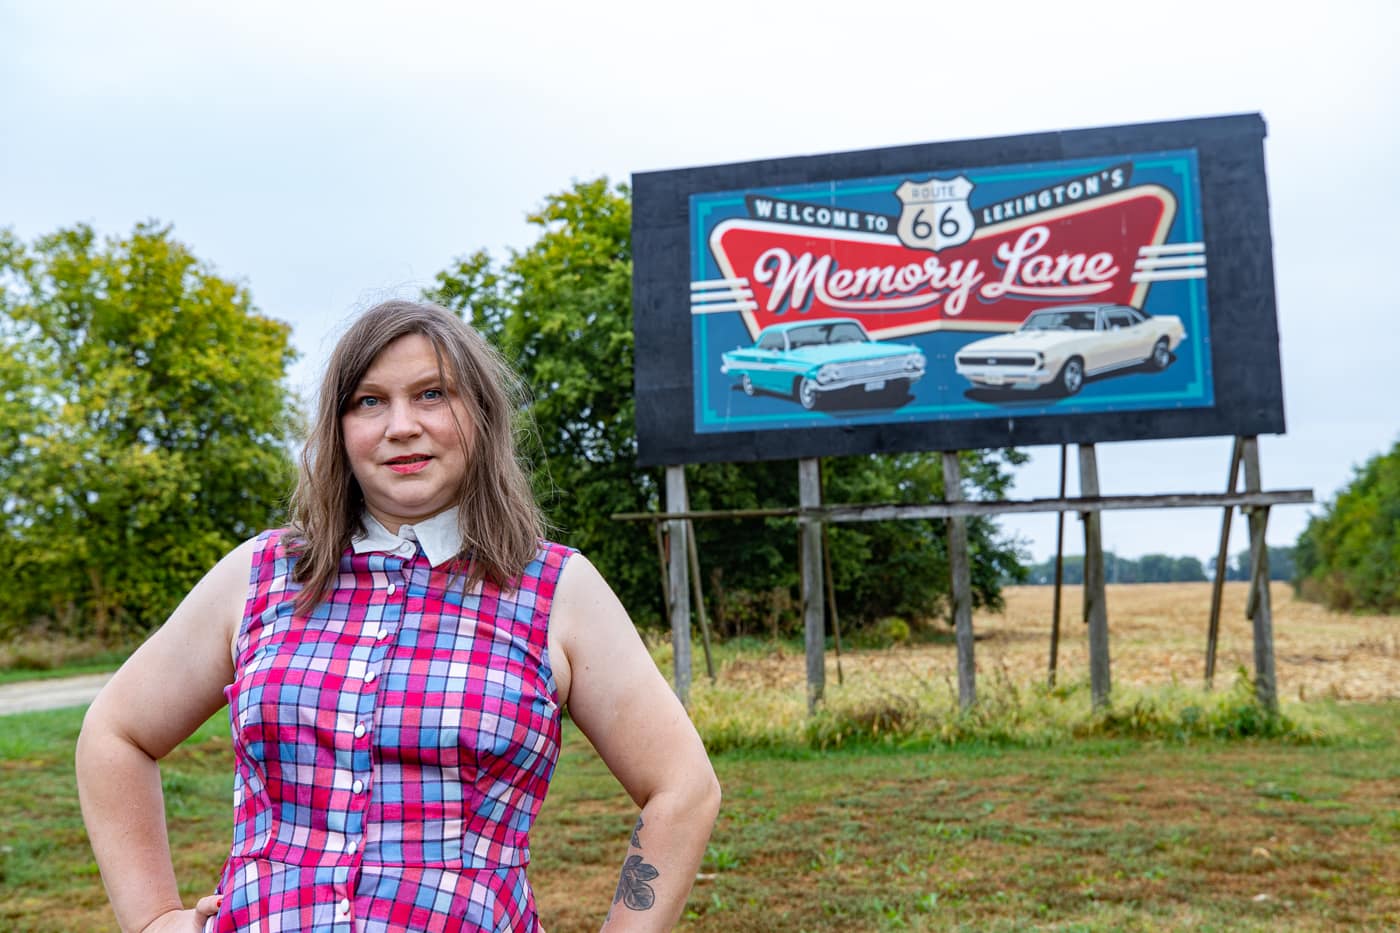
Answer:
[1022,547,1296,585]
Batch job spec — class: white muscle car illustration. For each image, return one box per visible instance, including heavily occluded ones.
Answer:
[954,303,1186,396]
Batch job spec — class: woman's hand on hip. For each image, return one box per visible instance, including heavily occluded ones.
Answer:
[139,894,221,932]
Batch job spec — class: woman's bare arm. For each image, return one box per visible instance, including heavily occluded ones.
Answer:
[75,537,255,933]
[549,554,721,932]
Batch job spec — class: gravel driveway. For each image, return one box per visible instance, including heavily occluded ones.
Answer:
[0,673,112,716]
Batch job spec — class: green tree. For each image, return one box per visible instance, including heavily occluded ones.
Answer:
[431,178,1028,633]
[1294,442,1400,611]
[430,180,659,620]
[1024,554,1085,586]
[1223,545,1297,583]
[0,222,298,638]
[1130,553,1207,583]
[1138,553,1176,582]
[1173,555,1207,582]
[1024,552,1206,585]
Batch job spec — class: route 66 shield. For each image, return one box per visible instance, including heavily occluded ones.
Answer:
[895,175,975,252]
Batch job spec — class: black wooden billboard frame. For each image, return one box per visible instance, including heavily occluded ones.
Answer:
[627,113,1299,714]
[619,438,1310,714]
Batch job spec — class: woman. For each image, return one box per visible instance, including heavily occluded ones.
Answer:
[76,300,721,932]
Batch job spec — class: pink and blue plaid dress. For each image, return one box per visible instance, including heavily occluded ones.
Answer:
[209,529,572,932]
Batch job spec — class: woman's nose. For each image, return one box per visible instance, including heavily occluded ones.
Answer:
[383,400,422,439]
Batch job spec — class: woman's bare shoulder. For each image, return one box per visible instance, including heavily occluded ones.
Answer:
[199,532,275,606]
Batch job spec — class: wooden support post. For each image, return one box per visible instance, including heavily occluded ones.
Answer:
[665,466,692,706]
[685,520,716,684]
[1079,444,1111,709]
[799,458,825,711]
[653,521,670,613]
[821,523,844,686]
[943,451,976,711]
[819,460,843,686]
[1048,444,1067,688]
[1241,437,1279,713]
[1206,437,1243,689]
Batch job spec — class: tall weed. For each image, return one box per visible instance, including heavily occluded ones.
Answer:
[687,651,1332,753]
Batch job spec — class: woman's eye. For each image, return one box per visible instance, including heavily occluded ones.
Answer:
[421,388,444,401]
[355,396,381,409]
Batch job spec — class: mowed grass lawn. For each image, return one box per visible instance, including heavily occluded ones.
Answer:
[2,703,1397,932]
[2,583,1398,930]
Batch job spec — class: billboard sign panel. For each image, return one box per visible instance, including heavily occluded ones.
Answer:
[634,115,1282,466]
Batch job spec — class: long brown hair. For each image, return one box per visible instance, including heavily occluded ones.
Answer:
[288,300,543,613]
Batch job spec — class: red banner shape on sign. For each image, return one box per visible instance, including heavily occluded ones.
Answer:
[707,186,1177,340]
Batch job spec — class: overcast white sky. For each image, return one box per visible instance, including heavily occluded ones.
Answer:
[3,0,1396,565]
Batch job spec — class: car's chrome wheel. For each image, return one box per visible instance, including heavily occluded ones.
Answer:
[741,373,755,396]
[1058,357,1084,396]
[797,377,819,410]
[1150,338,1170,371]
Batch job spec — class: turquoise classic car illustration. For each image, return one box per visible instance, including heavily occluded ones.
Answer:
[720,318,927,410]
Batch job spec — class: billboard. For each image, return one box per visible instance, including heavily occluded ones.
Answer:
[633,114,1283,467]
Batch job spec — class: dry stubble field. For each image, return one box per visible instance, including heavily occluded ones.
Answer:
[720,581,1400,702]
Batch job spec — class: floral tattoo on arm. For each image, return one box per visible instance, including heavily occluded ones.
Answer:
[613,815,659,912]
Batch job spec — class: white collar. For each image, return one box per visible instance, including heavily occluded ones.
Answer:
[351,508,464,568]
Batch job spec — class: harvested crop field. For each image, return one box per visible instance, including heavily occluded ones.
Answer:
[719,581,1400,702]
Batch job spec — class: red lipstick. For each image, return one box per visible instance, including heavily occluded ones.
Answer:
[386,455,431,475]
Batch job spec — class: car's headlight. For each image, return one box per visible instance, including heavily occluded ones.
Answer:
[906,354,925,371]
[817,365,840,383]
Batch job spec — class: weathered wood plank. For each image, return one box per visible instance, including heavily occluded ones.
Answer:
[685,519,715,684]
[665,466,691,706]
[1242,438,1278,713]
[1206,437,1243,688]
[799,458,825,712]
[943,452,976,711]
[1049,444,1068,688]
[1079,445,1111,710]
[612,489,1314,524]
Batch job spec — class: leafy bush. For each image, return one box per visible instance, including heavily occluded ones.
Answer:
[1076,670,1299,741]
[1294,439,1400,612]
[711,584,797,640]
[849,617,911,650]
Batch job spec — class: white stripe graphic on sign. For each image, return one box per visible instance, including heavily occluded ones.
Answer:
[689,301,758,314]
[691,289,753,303]
[1130,269,1208,282]
[690,278,755,314]
[691,278,749,291]
[1134,255,1207,269]
[1138,242,1205,255]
